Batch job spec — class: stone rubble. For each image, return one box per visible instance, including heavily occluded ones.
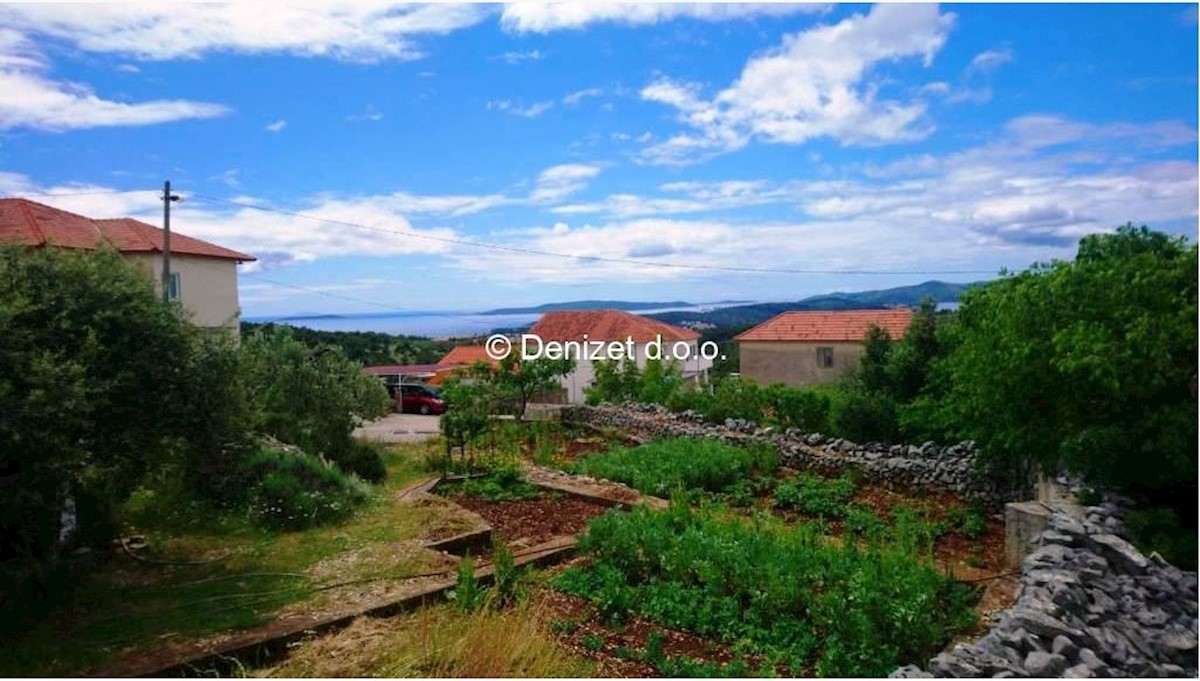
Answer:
[894,499,1198,678]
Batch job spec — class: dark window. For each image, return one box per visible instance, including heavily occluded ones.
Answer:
[816,346,834,369]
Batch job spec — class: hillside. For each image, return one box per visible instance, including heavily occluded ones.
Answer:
[650,280,979,328]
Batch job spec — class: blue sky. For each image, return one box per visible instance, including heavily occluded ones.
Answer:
[1,2,1196,316]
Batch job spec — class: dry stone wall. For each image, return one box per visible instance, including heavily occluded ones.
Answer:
[563,402,1019,506]
[893,499,1198,678]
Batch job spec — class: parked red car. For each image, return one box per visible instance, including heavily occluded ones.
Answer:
[390,383,446,415]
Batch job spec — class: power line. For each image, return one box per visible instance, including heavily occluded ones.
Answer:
[0,189,156,199]
[188,192,999,276]
[240,272,419,314]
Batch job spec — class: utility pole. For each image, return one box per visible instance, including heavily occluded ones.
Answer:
[161,181,180,303]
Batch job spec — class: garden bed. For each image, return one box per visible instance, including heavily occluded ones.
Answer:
[440,488,612,551]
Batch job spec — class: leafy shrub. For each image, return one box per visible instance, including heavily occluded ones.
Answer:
[244,447,369,531]
[338,440,388,483]
[762,383,831,431]
[829,388,899,443]
[845,504,888,539]
[557,504,977,676]
[458,466,541,502]
[773,474,856,519]
[240,328,391,477]
[572,439,777,498]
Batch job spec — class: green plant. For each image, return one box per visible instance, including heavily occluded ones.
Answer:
[845,504,888,539]
[458,465,540,502]
[557,504,976,676]
[451,556,485,612]
[773,474,856,519]
[580,632,605,652]
[490,541,526,607]
[244,447,369,531]
[240,327,391,478]
[959,504,988,540]
[572,439,777,498]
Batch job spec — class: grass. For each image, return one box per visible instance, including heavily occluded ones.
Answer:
[260,600,593,677]
[570,438,778,498]
[0,440,460,677]
[556,502,977,677]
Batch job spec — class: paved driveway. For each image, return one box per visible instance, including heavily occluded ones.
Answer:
[354,413,441,444]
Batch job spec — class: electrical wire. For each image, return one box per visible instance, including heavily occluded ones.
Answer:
[0,189,156,199]
[240,272,421,314]
[189,192,999,277]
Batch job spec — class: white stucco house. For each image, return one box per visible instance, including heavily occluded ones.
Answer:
[0,198,255,334]
[528,309,712,404]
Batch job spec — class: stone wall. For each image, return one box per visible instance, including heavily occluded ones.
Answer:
[563,402,1019,506]
[893,499,1198,678]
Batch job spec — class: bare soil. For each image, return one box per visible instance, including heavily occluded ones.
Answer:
[446,491,611,550]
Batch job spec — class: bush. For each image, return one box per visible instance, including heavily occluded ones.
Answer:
[240,328,391,479]
[829,388,899,443]
[339,440,388,483]
[773,474,857,519]
[458,465,540,502]
[557,504,976,676]
[244,447,369,531]
[572,439,777,498]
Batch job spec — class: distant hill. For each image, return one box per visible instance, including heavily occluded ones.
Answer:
[483,299,693,315]
[650,281,980,329]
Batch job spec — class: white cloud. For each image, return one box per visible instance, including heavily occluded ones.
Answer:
[0,69,228,131]
[265,119,287,132]
[115,63,140,74]
[639,4,955,165]
[500,3,828,33]
[562,87,604,106]
[346,105,384,122]
[0,3,489,63]
[969,47,1012,73]
[530,164,602,202]
[487,99,554,118]
[495,49,545,64]
[0,27,227,131]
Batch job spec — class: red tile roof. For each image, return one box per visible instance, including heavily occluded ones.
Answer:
[529,309,699,343]
[735,309,914,343]
[0,198,255,261]
[439,345,498,367]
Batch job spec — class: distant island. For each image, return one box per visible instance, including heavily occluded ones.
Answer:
[649,280,980,329]
[483,299,696,315]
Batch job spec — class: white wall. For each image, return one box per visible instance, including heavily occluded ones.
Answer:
[557,339,713,404]
[125,254,243,332]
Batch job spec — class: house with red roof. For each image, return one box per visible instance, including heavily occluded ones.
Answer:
[735,309,913,387]
[0,198,255,333]
[528,309,710,403]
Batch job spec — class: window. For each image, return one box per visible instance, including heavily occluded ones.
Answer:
[167,272,182,301]
[816,346,834,369]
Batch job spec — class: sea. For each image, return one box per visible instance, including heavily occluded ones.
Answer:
[244,304,730,339]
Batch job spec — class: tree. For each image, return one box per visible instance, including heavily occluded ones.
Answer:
[0,246,195,571]
[494,354,573,420]
[929,225,1197,497]
[240,327,391,477]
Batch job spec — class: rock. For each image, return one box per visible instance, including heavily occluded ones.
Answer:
[1053,634,1080,660]
[1088,534,1149,574]
[1078,648,1106,672]
[1024,651,1068,676]
[888,664,932,678]
[1063,663,1095,678]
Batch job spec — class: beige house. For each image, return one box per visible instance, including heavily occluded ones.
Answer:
[528,309,711,404]
[736,309,913,387]
[0,198,255,334]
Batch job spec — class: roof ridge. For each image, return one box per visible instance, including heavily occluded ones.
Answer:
[14,198,47,245]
